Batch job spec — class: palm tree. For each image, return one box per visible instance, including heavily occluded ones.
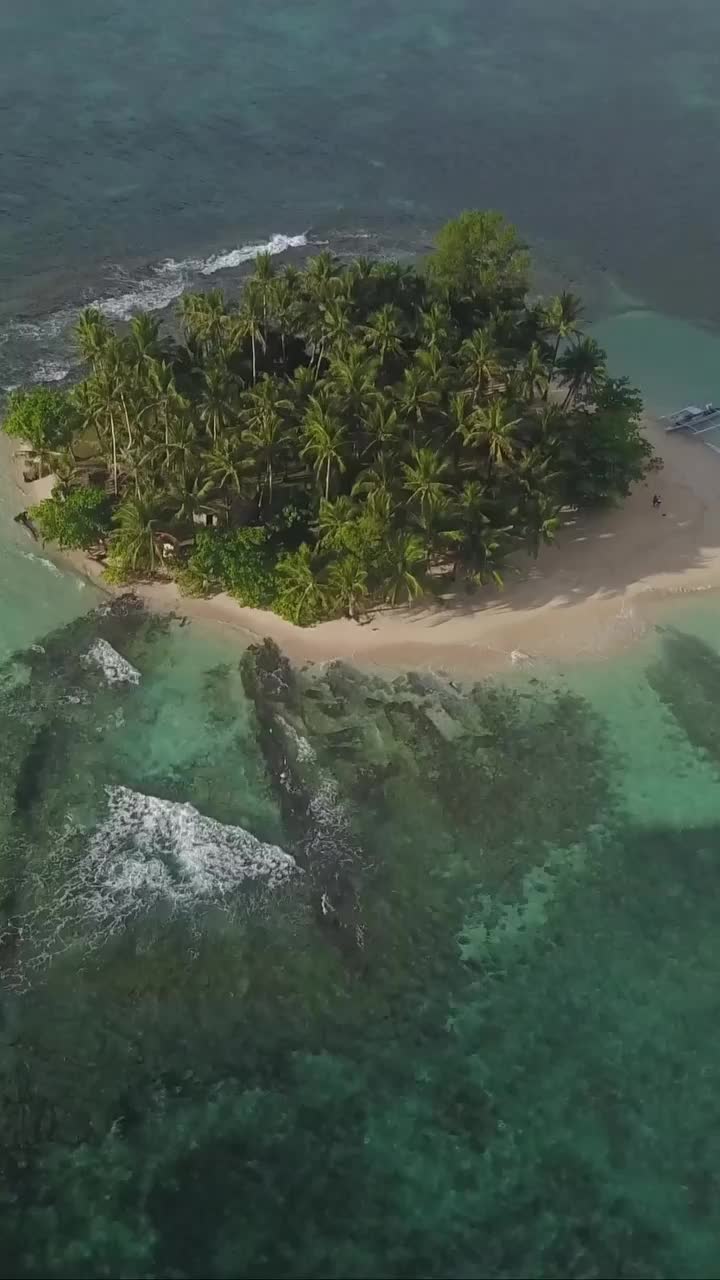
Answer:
[76,308,113,372]
[252,251,276,330]
[519,342,549,403]
[544,290,583,391]
[469,400,520,481]
[240,287,267,383]
[112,495,162,572]
[418,303,455,355]
[167,471,217,526]
[326,555,369,621]
[395,365,441,432]
[361,401,402,454]
[77,364,122,495]
[450,482,513,586]
[522,492,562,558]
[242,405,291,512]
[147,359,187,471]
[402,447,451,515]
[380,532,425,605]
[460,328,503,402]
[315,299,353,369]
[205,436,251,517]
[327,344,381,434]
[301,401,349,500]
[557,336,606,408]
[144,417,200,492]
[180,290,228,361]
[362,305,404,364]
[276,543,326,624]
[126,313,164,372]
[352,451,399,507]
[411,491,452,561]
[315,495,357,550]
[304,250,340,294]
[271,275,297,364]
[199,365,234,442]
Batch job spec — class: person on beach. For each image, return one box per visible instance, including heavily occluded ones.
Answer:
[652,494,661,508]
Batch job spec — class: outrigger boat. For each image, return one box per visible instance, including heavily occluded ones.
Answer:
[663,403,720,433]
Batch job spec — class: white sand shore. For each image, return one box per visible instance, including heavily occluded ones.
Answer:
[5,414,720,674]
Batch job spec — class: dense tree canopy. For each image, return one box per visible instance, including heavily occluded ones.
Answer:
[3,213,655,623]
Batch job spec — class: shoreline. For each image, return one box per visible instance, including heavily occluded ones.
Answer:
[5,412,720,675]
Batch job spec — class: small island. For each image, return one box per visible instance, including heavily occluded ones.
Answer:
[2,211,654,624]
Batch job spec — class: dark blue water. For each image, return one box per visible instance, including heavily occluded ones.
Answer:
[4,0,720,388]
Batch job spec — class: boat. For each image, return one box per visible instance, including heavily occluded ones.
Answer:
[663,403,720,433]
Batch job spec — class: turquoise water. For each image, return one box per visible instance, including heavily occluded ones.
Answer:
[5,3,720,1275]
[4,606,720,1276]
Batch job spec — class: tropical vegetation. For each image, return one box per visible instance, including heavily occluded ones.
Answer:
[3,211,655,623]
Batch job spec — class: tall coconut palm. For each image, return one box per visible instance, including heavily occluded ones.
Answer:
[361,402,402,454]
[519,342,549,403]
[326,555,369,620]
[77,364,122,495]
[301,400,349,500]
[147,359,187,471]
[402,446,451,516]
[252,250,276,330]
[240,286,267,384]
[205,435,250,522]
[469,400,521,481]
[380,531,425,605]
[243,406,291,513]
[395,365,441,432]
[126,313,164,373]
[417,302,456,355]
[112,494,163,572]
[459,327,503,402]
[271,275,297,364]
[522,492,562,558]
[314,299,353,370]
[76,307,113,372]
[327,344,381,435]
[199,365,234,442]
[557,336,606,408]
[362,304,404,365]
[276,543,327,624]
[544,290,583,391]
[352,451,399,507]
[315,495,357,550]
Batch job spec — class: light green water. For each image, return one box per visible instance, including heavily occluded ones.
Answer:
[2,571,720,1275]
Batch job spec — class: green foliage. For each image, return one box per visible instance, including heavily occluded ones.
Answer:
[8,210,654,621]
[2,386,75,451]
[275,544,328,625]
[178,528,278,608]
[29,486,112,550]
[426,210,530,300]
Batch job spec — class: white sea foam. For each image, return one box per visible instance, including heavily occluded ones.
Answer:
[89,787,298,911]
[82,638,141,686]
[199,232,308,275]
[1,231,310,373]
[29,360,72,383]
[1,789,299,985]
[93,274,190,321]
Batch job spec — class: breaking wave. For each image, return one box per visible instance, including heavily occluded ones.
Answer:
[2,788,299,986]
[0,230,309,387]
[82,639,141,686]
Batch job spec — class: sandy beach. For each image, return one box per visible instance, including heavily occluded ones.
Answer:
[5,413,720,674]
